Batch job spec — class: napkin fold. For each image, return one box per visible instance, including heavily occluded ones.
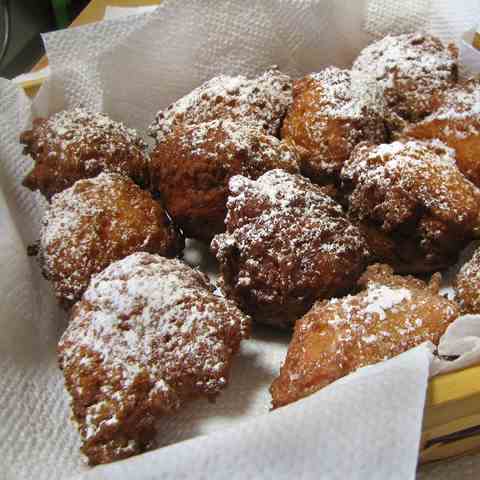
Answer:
[73,346,433,480]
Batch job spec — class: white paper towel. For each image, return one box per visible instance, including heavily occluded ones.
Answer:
[72,345,434,480]
[12,5,158,86]
[104,6,159,20]
[1,1,480,479]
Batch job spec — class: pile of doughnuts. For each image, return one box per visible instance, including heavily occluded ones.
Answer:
[21,32,480,465]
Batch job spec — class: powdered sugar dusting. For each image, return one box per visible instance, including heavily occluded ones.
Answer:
[225,169,345,229]
[400,78,480,187]
[308,67,385,120]
[364,285,412,320]
[58,252,250,462]
[329,283,419,346]
[411,78,480,139]
[315,275,457,358]
[281,67,386,178]
[271,264,459,407]
[149,116,300,240]
[212,170,369,326]
[181,118,299,171]
[342,139,479,229]
[20,107,149,199]
[39,172,180,307]
[148,68,292,143]
[353,32,457,121]
[221,169,366,256]
[45,108,145,151]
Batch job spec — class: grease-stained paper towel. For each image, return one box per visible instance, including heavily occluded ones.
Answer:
[1,1,480,480]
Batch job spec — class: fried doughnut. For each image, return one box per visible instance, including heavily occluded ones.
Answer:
[21,108,149,200]
[281,67,386,185]
[211,169,370,328]
[39,173,183,308]
[341,140,480,273]
[270,264,458,408]
[58,252,250,465]
[402,78,480,187]
[353,32,458,129]
[148,68,292,143]
[150,119,299,241]
[455,246,480,314]
[353,220,441,275]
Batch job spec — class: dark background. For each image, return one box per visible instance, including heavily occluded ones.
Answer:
[0,0,89,79]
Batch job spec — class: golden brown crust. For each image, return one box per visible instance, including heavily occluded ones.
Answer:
[21,108,149,200]
[401,78,480,187]
[211,169,370,328]
[455,246,480,314]
[354,220,453,274]
[150,119,299,241]
[40,173,184,308]
[281,67,386,185]
[341,140,480,273]
[353,32,458,127]
[58,253,250,465]
[148,68,292,143]
[270,263,459,408]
